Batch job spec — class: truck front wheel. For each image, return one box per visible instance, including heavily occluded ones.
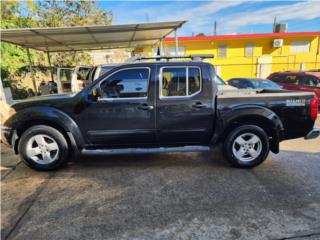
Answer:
[18,125,69,171]
[223,125,270,168]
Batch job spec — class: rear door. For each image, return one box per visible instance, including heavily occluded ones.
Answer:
[155,64,215,144]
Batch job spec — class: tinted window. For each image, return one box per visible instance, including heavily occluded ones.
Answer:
[162,68,187,97]
[188,68,201,95]
[161,67,202,97]
[100,68,149,98]
[299,75,319,87]
[272,75,298,85]
[284,75,299,85]
[270,75,283,83]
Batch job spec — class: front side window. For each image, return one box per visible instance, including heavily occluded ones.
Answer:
[270,75,283,83]
[283,75,298,85]
[161,67,201,97]
[99,68,149,98]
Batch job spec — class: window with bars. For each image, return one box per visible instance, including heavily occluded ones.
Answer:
[245,42,254,57]
[291,41,310,53]
[218,44,227,58]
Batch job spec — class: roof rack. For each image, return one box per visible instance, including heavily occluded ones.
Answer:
[129,54,214,62]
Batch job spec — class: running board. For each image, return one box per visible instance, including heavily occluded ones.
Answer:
[81,146,210,155]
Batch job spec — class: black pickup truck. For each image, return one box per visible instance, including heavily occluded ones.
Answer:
[2,58,319,170]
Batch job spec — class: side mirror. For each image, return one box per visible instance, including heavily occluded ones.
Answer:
[88,87,102,101]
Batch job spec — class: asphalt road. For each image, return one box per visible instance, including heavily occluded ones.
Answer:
[1,118,320,240]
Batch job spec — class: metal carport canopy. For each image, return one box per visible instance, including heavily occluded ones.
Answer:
[0,21,186,52]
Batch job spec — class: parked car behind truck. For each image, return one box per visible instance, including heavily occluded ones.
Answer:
[228,78,283,90]
[267,71,320,103]
[2,56,319,171]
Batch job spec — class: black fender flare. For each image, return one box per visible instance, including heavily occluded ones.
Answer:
[9,107,84,152]
[212,105,284,153]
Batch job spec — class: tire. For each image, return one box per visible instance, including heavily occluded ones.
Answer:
[223,125,270,168]
[18,125,69,171]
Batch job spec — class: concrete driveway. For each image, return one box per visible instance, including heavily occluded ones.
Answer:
[1,119,320,240]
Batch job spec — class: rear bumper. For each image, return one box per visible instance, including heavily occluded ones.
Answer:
[304,128,320,140]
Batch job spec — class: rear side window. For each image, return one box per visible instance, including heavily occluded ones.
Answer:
[99,68,149,98]
[299,75,319,87]
[188,68,201,95]
[161,67,201,98]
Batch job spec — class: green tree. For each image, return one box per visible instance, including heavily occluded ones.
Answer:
[1,0,112,87]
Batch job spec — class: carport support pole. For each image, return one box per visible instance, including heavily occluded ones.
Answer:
[26,48,37,93]
[175,30,179,56]
[160,39,163,56]
[46,51,54,82]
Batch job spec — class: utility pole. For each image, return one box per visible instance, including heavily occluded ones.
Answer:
[214,21,217,35]
[273,16,277,33]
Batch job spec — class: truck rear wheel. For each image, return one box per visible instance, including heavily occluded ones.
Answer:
[223,125,270,168]
[18,125,69,171]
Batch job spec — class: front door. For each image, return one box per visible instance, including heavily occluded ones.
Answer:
[156,65,215,145]
[82,67,156,147]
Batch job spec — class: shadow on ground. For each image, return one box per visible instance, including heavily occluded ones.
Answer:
[1,142,320,240]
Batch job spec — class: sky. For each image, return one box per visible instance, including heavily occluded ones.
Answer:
[99,0,320,36]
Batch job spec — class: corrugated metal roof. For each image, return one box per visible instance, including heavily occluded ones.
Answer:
[0,21,186,52]
[164,31,320,42]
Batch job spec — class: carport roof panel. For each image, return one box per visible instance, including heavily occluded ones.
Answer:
[0,21,186,52]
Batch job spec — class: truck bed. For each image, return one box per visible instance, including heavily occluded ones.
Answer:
[217,89,315,140]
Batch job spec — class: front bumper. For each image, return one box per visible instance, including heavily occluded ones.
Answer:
[304,128,320,140]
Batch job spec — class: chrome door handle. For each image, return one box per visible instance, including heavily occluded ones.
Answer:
[192,102,206,109]
[137,104,154,111]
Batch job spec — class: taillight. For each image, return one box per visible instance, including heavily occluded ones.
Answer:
[310,97,319,121]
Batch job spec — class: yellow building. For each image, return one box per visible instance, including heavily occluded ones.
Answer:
[138,31,320,80]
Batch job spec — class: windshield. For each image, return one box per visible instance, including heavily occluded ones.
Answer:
[214,74,226,86]
[251,79,282,89]
[99,66,117,76]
